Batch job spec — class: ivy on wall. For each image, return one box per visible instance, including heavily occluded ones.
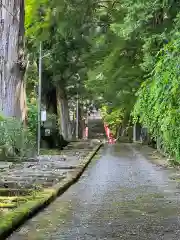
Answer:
[134,35,180,160]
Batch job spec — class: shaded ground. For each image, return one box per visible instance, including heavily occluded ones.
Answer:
[8,143,180,240]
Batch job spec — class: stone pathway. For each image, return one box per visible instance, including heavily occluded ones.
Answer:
[0,141,95,190]
[8,144,180,240]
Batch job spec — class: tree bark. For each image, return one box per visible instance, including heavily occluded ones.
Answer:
[56,85,71,140]
[78,104,84,139]
[0,0,27,121]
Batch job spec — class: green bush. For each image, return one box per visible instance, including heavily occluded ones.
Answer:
[0,114,36,160]
[134,35,180,160]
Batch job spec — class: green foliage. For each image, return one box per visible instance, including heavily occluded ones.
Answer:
[101,106,123,135]
[25,0,97,98]
[24,0,180,161]
[85,0,180,127]
[134,36,180,160]
[83,0,180,161]
[0,116,36,160]
[26,61,38,96]
[27,98,38,135]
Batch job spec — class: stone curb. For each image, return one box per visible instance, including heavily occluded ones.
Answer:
[0,143,102,240]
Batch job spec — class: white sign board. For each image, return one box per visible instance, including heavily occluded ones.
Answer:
[41,110,47,121]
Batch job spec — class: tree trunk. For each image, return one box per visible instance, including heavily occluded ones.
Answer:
[56,85,71,140]
[78,104,84,139]
[0,0,27,121]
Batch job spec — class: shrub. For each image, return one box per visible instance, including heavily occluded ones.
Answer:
[0,114,36,160]
[134,35,180,160]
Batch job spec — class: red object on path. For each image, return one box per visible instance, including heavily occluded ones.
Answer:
[104,123,116,144]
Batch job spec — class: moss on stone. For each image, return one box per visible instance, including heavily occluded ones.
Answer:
[0,203,17,208]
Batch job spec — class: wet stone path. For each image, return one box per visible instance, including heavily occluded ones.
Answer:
[0,142,94,190]
[8,144,180,239]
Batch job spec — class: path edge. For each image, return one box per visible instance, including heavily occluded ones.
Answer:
[0,143,102,240]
